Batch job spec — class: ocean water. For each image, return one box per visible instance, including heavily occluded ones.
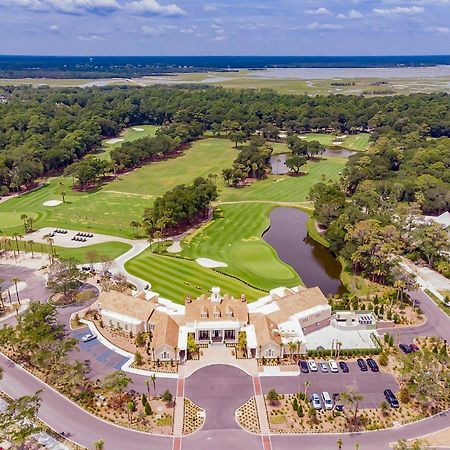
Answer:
[0,55,450,70]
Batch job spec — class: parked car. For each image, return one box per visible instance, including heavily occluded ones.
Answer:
[366,358,379,372]
[384,389,399,408]
[338,361,349,373]
[299,360,309,373]
[399,344,412,354]
[409,343,420,352]
[335,404,344,412]
[310,393,322,410]
[319,362,329,373]
[81,333,97,343]
[308,360,318,372]
[321,392,333,410]
[357,358,368,371]
[328,360,339,373]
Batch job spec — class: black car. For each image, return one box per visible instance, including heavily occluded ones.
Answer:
[399,344,412,354]
[384,389,399,408]
[357,358,368,371]
[335,404,345,412]
[366,358,379,372]
[299,360,309,373]
[338,361,349,373]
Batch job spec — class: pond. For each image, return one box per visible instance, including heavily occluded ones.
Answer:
[270,150,355,175]
[263,207,345,296]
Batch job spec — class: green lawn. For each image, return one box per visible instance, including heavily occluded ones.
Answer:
[0,138,238,238]
[180,203,301,291]
[7,240,131,264]
[124,248,266,304]
[298,133,370,151]
[220,157,346,202]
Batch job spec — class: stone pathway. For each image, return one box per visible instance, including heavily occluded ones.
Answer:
[173,367,186,438]
[252,377,272,450]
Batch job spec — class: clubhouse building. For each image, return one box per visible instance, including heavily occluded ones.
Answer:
[97,285,332,362]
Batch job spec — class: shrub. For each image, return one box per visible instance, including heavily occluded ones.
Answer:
[134,351,143,366]
[293,398,298,411]
[297,404,303,417]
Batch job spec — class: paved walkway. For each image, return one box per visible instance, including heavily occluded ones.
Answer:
[184,346,258,377]
[173,368,185,437]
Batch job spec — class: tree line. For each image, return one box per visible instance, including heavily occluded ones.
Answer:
[1,85,449,194]
[309,131,450,284]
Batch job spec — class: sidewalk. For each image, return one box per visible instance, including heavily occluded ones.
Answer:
[173,366,185,437]
[252,376,271,448]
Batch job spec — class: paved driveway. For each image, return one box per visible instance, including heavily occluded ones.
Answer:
[261,361,399,409]
[184,365,254,431]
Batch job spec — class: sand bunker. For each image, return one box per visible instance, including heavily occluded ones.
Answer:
[196,258,228,268]
[132,127,144,132]
[43,200,62,207]
[106,138,124,145]
[167,241,182,253]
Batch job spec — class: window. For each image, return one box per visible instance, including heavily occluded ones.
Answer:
[224,330,235,340]
[124,324,128,331]
[199,330,209,340]
[161,351,170,360]
[265,348,275,357]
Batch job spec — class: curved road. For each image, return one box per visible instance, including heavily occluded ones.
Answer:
[1,265,450,450]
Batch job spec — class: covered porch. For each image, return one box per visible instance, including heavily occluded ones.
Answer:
[194,320,241,345]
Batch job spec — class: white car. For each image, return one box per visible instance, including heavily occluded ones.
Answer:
[308,360,318,372]
[310,393,322,410]
[81,333,97,343]
[328,360,339,373]
[322,392,334,410]
[319,362,329,373]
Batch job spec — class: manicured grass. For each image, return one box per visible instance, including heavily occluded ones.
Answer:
[124,248,266,304]
[98,125,159,160]
[220,157,346,202]
[298,133,370,151]
[181,203,301,291]
[7,240,131,264]
[0,138,238,238]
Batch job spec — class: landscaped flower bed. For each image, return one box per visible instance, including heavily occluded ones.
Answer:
[236,397,261,433]
[183,398,205,435]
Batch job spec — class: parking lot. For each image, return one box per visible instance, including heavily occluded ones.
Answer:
[261,360,399,409]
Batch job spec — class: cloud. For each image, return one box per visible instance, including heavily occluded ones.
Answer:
[0,0,120,14]
[213,35,226,41]
[425,26,449,33]
[0,0,185,16]
[337,9,363,19]
[127,0,185,16]
[77,34,105,40]
[305,7,331,15]
[141,24,176,35]
[49,24,60,32]
[203,4,216,12]
[306,22,343,30]
[373,6,424,15]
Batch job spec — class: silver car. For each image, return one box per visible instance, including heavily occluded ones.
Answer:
[81,333,97,343]
[310,393,322,410]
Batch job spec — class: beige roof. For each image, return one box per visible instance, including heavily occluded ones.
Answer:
[185,293,248,323]
[268,286,328,324]
[152,315,179,350]
[98,290,158,323]
[251,313,281,347]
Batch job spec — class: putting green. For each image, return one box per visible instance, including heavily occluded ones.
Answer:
[0,211,38,228]
[180,203,301,291]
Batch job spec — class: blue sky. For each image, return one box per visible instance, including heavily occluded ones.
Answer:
[0,0,449,55]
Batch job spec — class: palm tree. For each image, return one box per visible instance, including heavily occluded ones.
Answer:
[11,277,21,305]
[20,214,28,232]
[130,220,140,237]
[126,400,135,423]
[337,438,343,449]
[12,232,21,254]
[27,240,34,258]
[150,373,156,398]
[341,390,364,423]
[304,380,311,397]
[288,341,297,362]
[145,379,150,398]
[43,234,55,264]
